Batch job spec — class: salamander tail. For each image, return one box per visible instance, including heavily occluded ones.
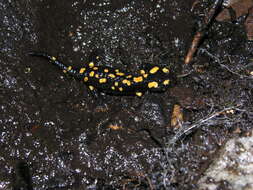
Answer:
[28,51,81,78]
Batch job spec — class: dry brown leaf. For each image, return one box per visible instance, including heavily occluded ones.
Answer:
[170,104,184,130]
[245,6,253,40]
[108,124,123,130]
[217,0,253,21]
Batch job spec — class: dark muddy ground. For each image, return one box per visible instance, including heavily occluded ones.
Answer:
[0,0,253,189]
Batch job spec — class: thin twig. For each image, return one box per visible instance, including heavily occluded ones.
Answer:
[199,48,253,79]
[167,104,243,146]
[184,0,224,64]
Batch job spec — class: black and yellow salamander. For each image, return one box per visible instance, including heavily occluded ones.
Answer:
[29,52,174,96]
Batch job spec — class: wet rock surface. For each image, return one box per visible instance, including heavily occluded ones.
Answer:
[198,129,253,190]
[0,0,253,189]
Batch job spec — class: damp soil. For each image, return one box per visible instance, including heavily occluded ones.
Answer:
[0,0,253,189]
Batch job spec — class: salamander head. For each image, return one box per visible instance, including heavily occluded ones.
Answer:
[144,66,175,92]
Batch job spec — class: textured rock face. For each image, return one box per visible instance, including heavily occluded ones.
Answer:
[198,131,253,190]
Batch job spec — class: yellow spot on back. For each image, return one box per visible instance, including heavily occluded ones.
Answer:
[133,76,143,83]
[148,81,159,88]
[89,86,94,90]
[116,72,124,76]
[163,79,170,85]
[114,82,119,86]
[93,67,98,70]
[115,69,119,73]
[89,71,95,77]
[143,74,148,78]
[136,92,143,97]
[67,66,72,71]
[95,74,99,78]
[149,66,159,74]
[162,67,170,73]
[51,56,57,61]
[111,86,115,90]
[119,87,123,91]
[99,78,107,83]
[79,68,86,74]
[108,73,116,78]
[84,77,88,82]
[104,69,109,73]
[140,70,145,75]
[89,62,94,68]
[126,75,132,78]
[122,79,131,86]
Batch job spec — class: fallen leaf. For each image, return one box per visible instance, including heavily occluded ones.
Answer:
[245,6,253,40]
[108,124,123,130]
[170,104,184,130]
[216,0,253,21]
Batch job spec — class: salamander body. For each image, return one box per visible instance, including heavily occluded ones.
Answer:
[29,52,173,96]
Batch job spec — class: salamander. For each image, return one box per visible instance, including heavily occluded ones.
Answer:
[29,52,173,96]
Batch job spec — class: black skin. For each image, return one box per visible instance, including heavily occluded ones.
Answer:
[28,52,174,96]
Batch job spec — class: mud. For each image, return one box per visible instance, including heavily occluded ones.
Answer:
[0,0,252,189]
